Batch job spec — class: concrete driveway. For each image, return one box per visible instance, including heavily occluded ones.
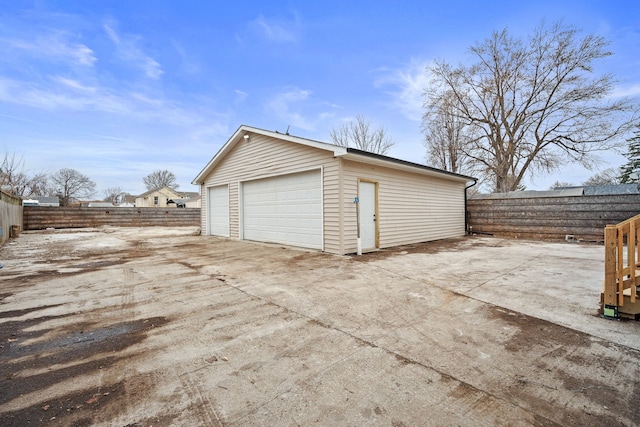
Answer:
[1,227,639,426]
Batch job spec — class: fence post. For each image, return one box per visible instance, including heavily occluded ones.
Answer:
[603,225,618,317]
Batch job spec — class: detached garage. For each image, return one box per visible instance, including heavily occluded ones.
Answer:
[192,125,475,255]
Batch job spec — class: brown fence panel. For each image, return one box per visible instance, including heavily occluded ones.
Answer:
[23,207,200,230]
[467,194,640,243]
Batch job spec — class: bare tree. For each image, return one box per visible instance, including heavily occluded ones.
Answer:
[424,21,638,193]
[50,168,96,206]
[0,151,52,197]
[11,171,52,198]
[0,151,25,195]
[143,169,179,191]
[423,91,475,174]
[8,171,31,196]
[26,172,52,197]
[330,115,394,155]
[582,168,620,186]
[103,187,127,204]
[549,181,575,190]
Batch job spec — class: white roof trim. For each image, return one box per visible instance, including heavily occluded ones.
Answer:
[192,125,346,184]
[337,151,474,182]
[193,125,475,185]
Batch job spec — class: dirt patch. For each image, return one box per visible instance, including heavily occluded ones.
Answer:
[0,311,169,426]
[490,306,592,351]
[489,305,640,425]
[349,236,509,261]
[0,380,127,427]
[0,304,66,320]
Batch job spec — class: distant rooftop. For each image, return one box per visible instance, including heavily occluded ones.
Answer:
[471,183,640,199]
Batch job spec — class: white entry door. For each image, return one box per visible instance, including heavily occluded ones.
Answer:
[208,185,229,236]
[359,181,377,250]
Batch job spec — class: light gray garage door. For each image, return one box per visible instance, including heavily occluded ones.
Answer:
[208,185,229,236]
[242,170,322,249]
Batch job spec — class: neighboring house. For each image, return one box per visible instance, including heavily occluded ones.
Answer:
[86,202,114,207]
[25,197,60,207]
[118,195,137,207]
[167,198,187,208]
[182,191,200,200]
[566,184,640,196]
[167,192,201,208]
[185,195,201,209]
[479,183,640,200]
[135,186,183,208]
[192,125,476,255]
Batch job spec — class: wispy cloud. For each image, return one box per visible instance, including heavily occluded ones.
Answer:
[0,72,222,131]
[375,59,432,122]
[103,22,163,80]
[171,39,202,75]
[0,75,126,112]
[2,32,96,67]
[247,13,301,44]
[266,88,313,129]
[53,76,97,93]
[234,89,248,104]
[610,83,640,98]
[265,87,334,132]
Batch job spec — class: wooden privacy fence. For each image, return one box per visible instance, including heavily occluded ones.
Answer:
[602,214,640,319]
[468,193,640,242]
[23,206,201,230]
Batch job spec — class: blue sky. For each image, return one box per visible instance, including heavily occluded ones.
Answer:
[1,1,639,196]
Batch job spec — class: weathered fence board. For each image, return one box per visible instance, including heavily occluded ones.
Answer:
[23,207,200,230]
[467,194,640,243]
[0,190,23,244]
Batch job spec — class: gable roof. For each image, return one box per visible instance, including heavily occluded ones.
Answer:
[192,125,475,185]
[137,186,182,198]
[35,196,60,204]
[181,191,200,199]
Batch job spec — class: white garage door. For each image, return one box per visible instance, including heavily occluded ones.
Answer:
[208,185,229,236]
[242,170,322,249]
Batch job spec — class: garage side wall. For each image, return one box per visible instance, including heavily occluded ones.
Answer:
[200,135,342,254]
[341,160,466,253]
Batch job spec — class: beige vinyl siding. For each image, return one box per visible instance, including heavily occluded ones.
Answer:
[340,160,359,254]
[201,134,342,254]
[229,182,239,239]
[199,185,206,229]
[342,160,466,252]
[323,160,341,253]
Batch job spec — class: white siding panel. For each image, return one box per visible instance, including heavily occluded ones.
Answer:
[342,160,466,252]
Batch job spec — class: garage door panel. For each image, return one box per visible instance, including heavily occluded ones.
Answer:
[208,185,229,237]
[243,170,322,249]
